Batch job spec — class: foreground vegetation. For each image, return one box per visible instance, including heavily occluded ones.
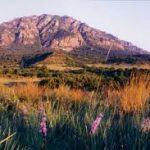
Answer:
[0,66,150,150]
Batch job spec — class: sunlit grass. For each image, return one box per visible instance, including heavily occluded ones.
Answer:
[106,74,150,113]
[0,74,150,149]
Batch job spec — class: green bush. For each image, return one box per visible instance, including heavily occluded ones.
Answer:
[39,72,102,90]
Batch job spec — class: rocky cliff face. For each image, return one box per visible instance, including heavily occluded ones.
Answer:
[0,14,148,54]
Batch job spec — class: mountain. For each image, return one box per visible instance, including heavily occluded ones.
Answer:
[0,14,149,66]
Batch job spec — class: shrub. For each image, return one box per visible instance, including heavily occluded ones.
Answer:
[39,73,102,91]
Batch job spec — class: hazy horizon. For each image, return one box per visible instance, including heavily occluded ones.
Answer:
[0,0,150,51]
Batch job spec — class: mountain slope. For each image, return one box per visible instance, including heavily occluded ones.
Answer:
[0,14,149,66]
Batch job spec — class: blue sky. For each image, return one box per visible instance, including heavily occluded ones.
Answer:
[0,0,150,51]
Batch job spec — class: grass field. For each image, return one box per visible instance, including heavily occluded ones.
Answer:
[0,66,150,150]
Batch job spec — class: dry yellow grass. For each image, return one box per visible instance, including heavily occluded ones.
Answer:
[0,83,49,113]
[0,83,90,112]
[106,74,150,113]
[120,75,150,113]
[14,83,45,99]
[0,82,45,100]
[0,85,15,98]
[0,75,149,114]
[106,88,121,106]
[53,85,90,103]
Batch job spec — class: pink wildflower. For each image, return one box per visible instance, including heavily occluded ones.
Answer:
[39,108,47,137]
[90,113,103,135]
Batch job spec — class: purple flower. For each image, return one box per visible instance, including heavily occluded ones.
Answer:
[90,113,103,135]
[39,108,47,137]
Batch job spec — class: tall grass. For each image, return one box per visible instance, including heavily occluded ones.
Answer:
[0,75,150,150]
[107,74,150,113]
[120,75,150,113]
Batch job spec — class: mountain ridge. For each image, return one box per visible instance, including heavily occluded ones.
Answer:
[0,14,148,53]
[0,14,149,66]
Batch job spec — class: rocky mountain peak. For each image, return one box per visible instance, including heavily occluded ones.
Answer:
[0,14,148,54]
